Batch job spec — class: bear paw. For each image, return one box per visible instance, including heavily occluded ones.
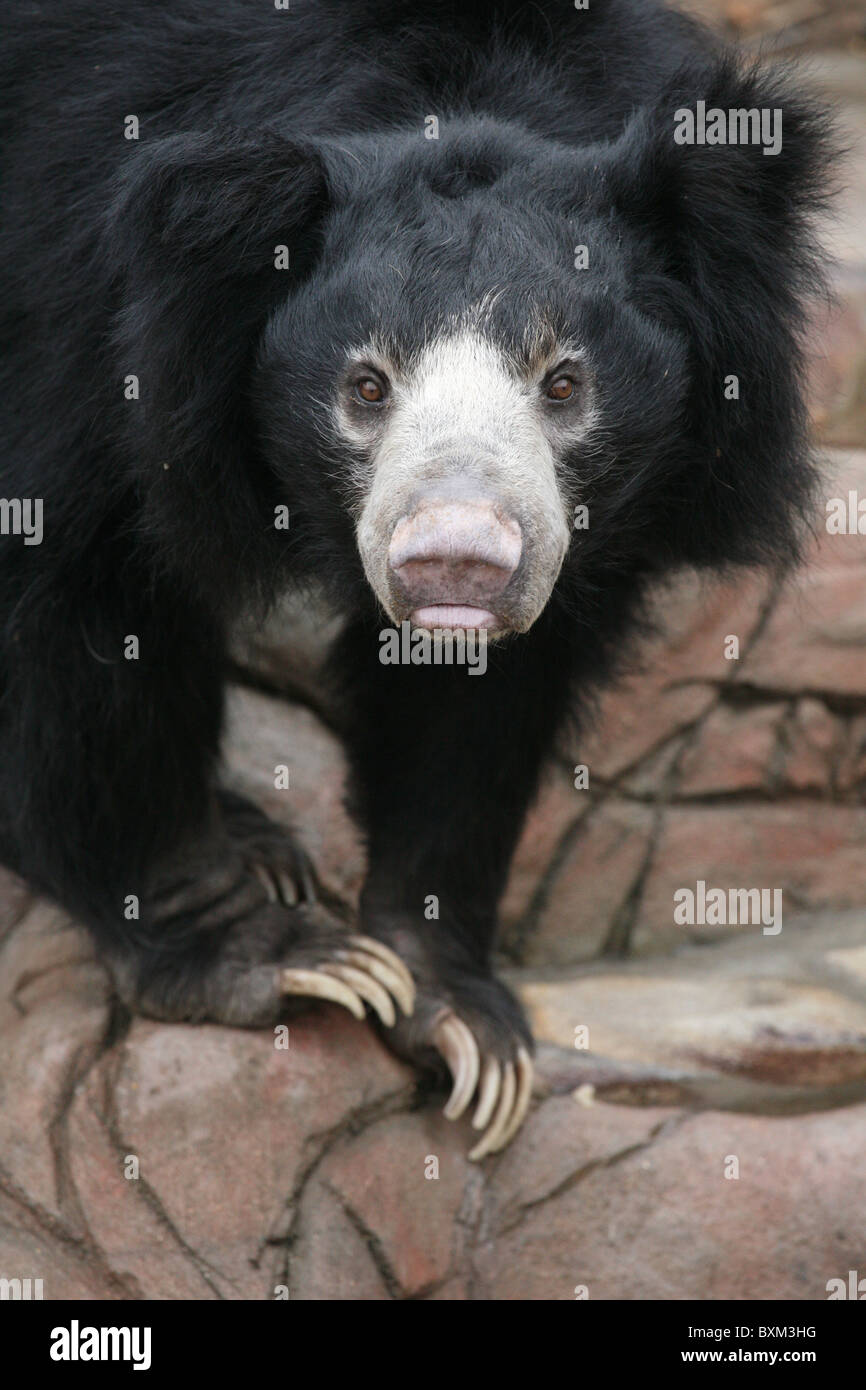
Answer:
[366,952,535,1160]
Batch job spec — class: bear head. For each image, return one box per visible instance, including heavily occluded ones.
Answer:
[108,54,833,636]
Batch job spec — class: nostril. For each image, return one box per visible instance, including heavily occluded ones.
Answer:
[388,501,522,577]
[395,556,514,598]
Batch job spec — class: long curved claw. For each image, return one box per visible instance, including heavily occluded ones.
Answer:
[280,967,365,1021]
[493,1047,534,1152]
[471,1056,501,1131]
[335,950,414,1017]
[348,936,416,1006]
[341,953,412,1018]
[274,869,299,907]
[469,1061,516,1162]
[295,857,319,904]
[435,1013,481,1120]
[340,942,416,1017]
[251,862,301,907]
[323,961,397,1027]
[253,864,279,903]
[428,1010,534,1159]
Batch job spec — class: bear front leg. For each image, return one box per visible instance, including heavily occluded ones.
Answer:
[118,789,414,1029]
[335,613,576,1158]
[0,586,413,1036]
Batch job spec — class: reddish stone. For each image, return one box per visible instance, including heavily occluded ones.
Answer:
[635,801,866,953]
[501,765,589,936]
[739,452,866,696]
[837,714,866,792]
[223,686,365,904]
[479,1102,866,1300]
[0,904,111,1223]
[784,697,848,792]
[96,1011,412,1296]
[519,798,655,966]
[677,700,785,796]
[580,569,772,782]
[808,270,866,448]
[310,1112,472,1297]
[287,1181,393,1300]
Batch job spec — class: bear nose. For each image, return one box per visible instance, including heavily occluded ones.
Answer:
[388,499,522,629]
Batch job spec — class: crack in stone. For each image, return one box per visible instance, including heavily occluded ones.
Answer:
[10,954,104,1016]
[448,1167,488,1301]
[501,798,597,965]
[9,988,234,1299]
[602,784,855,806]
[267,1081,415,1297]
[597,572,787,957]
[0,884,38,952]
[321,1179,408,1299]
[27,996,145,1298]
[80,1024,235,1300]
[696,680,866,715]
[506,575,790,966]
[504,708,712,960]
[0,1163,138,1299]
[495,1111,692,1238]
[466,1159,506,1300]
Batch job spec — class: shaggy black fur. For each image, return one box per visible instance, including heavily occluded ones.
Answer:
[0,2,833,1072]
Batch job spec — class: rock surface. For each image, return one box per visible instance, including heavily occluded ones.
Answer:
[3,895,866,1300]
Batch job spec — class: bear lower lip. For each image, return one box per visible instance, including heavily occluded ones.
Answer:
[411,605,497,630]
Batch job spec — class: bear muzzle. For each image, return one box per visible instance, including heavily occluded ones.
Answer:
[388,498,522,632]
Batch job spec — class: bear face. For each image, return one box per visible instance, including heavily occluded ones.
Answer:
[253,119,689,635]
[251,134,666,635]
[107,50,832,629]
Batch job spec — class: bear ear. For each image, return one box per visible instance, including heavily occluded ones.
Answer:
[105,130,329,594]
[601,55,836,571]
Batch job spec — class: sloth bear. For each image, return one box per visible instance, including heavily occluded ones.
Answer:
[0,0,832,1157]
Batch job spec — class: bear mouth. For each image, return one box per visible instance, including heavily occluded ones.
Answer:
[410,604,499,632]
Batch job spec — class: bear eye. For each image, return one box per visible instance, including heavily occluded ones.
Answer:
[545,375,576,402]
[354,374,387,405]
